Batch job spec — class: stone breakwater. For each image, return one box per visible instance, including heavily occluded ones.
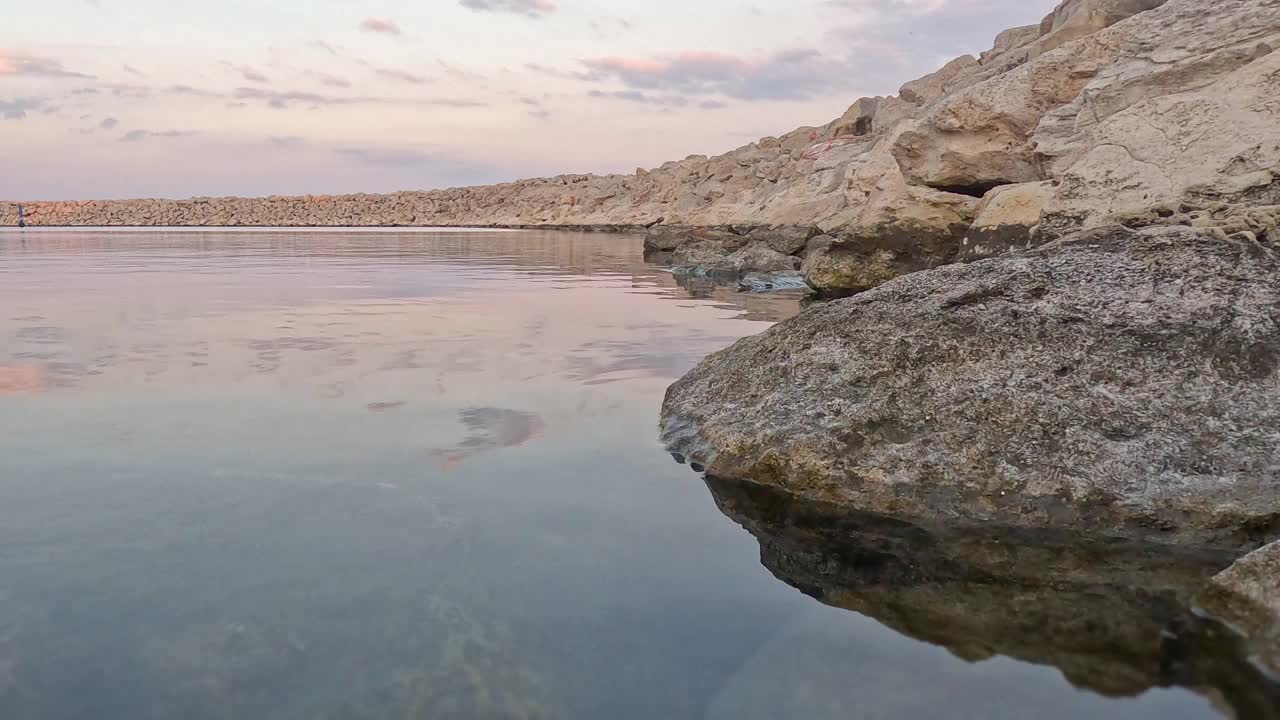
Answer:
[12,0,1280,297]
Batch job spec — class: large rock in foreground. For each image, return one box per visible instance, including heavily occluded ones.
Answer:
[661,226,1280,549]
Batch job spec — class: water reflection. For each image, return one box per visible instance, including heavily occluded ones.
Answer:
[3,229,1246,719]
[433,408,547,471]
[0,365,45,393]
[702,474,1280,719]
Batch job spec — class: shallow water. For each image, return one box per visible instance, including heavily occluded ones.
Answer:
[0,229,1255,719]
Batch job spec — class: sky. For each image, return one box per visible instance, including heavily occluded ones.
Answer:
[1,0,1058,200]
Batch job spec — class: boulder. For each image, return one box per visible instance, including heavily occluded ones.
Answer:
[801,235,901,296]
[744,224,822,256]
[829,97,881,138]
[899,55,981,106]
[662,226,1280,549]
[961,181,1056,259]
[645,225,744,255]
[671,240,799,277]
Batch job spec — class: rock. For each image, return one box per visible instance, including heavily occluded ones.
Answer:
[899,55,981,106]
[961,181,1056,258]
[983,24,1041,62]
[1034,0,1169,56]
[645,225,743,255]
[800,235,900,296]
[736,272,809,293]
[702,474,1280,718]
[744,225,822,255]
[1198,540,1280,677]
[662,226,1280,549]
[726,243,801,273]
[829,97,881,138]
[671,240,799,277]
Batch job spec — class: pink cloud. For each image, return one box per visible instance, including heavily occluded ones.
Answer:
[359,18,402,35]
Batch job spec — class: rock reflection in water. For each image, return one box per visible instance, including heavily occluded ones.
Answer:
[432,407,546,471]
[702,474,1280,719]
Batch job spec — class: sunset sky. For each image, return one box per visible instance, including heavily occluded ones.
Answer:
[2,0,1056,200]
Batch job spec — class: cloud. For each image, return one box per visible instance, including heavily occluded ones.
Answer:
[306,70,351,89]
[268,135,305,148]
[105,85,152,101]
[120,129,198,142]
[819,0,1056,88]
[587,89,692,108]
[335,147,445,167]
[232,87,364,109]
[437,59,487,85]
[99,117,118,129]
[0,97,44,120]
[230,86,485,110]
[222,62,270,84]
[588,16,633,37]
[166,84,219,98]
[359,17,402,35]
[354,58,430,85]
[0,53,94,80]
[524,62,591,81]
[123,64,146,77]
[579,49,853,101]
[459,0,556,18]
[308,40,340,56]
[372,67,429,85]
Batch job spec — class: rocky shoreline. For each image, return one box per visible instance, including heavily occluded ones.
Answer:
[655,0,1280,694]
[6,0,1280,695]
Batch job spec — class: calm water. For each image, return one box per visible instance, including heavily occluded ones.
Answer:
[0,229,1258,719]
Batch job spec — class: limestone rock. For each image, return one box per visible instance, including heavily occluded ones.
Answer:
[829,97,880,138]
[671,240,798,277]
[961,181,1056,258]
[800,235,900,296]
[744,224,822,255]
[899,55,981,106]
[643,225,741,254]
[662,226,1280,549]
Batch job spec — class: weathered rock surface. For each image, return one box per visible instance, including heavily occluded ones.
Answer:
[1199,540,1280,677]
[8,0,1276,295]
[702,474,1280,717]
[662,225,1280,549]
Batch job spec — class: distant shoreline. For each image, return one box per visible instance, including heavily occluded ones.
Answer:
[0,224,645,234]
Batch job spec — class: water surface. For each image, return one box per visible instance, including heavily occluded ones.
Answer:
[0,229,1248,719]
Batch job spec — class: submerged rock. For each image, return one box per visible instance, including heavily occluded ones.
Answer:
[702,474,1280,718]
[736,272,809,293]
[662,225,1280,549]
[1199,540,1280,678]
